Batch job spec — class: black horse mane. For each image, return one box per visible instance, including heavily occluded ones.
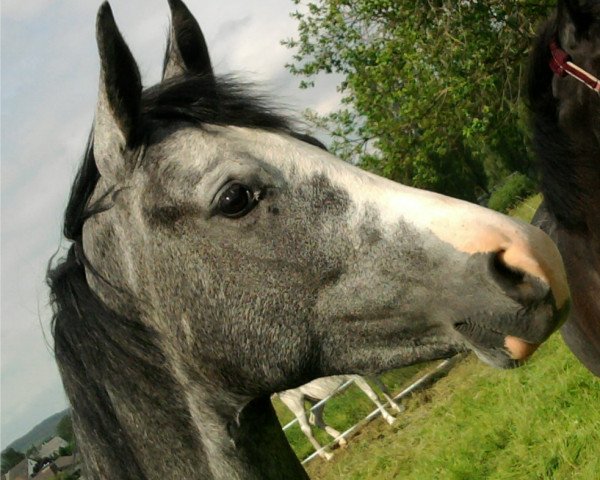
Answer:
[527,15,589,232]
[47,74,325,479]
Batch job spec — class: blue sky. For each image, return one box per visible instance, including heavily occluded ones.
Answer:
[1,0,341,449]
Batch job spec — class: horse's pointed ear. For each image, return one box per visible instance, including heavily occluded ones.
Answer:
[93,2,142,182]
[162,0,215,81]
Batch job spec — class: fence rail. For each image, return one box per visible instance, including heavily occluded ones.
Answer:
[284,357,461,465]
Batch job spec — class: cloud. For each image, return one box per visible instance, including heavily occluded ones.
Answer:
[1,0,54,20]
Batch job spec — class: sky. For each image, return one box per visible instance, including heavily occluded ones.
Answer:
[1,0,343,450]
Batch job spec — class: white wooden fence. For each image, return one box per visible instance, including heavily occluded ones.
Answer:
[280,357,459,465]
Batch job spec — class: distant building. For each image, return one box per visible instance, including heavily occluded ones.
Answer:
[54,455,72,469]
[5,458,28,480]
[31,463,57,480]
[37,437,67,459]
[54,454,78,474]
[27,459,37,478]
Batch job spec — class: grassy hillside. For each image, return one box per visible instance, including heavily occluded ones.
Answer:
[305,336,599,480]
[276,194,600,478]
[509,193,542,222]
[5,409,69,453]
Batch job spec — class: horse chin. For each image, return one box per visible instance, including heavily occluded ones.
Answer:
[454,322,536,369]
[471,347,523,370]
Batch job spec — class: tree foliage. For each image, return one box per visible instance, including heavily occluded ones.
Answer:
[56,414,74,444]
[283,0,555,200]
[1,447,25,473]
[488,172,536,213]
[26,444,40,459]
[58,444,74,458]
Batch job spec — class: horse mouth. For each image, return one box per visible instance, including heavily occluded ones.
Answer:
[453,322,540,369]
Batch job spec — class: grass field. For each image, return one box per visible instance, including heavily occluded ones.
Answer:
[508,193,542,223]
[304,336,600,480]
[274,194,600,479]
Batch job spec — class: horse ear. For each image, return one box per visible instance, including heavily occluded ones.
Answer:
[93,2,142,182]
[162,0,215,81]
[558,0,598,45]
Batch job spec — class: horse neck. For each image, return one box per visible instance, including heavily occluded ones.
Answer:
[208,396,311,480]
[157,327,311,480]
[534,117,600,234]
[76,356,308,480]
[555,228,600,376]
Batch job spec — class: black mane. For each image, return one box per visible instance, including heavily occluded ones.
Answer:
[48,74,324,479]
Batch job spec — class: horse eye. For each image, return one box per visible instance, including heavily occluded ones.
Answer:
[218,183,256,218]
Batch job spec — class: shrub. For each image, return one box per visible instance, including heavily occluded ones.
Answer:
[487,173,536,213]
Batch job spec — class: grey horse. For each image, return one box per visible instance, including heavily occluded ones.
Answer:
[48,1,569,479]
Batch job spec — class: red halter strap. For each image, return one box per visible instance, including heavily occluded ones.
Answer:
[549,39,600,95]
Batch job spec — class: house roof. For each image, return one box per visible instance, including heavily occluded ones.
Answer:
[34,465,57,480]
[54,455,76,470]
[37,436,67,458]
[5,459,28,480]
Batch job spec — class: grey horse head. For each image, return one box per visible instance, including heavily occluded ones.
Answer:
[49,1,570,478]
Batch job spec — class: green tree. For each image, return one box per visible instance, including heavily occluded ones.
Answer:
[1,447,25,473]
[283,0,554,200]
[56,414,74,444]
[57,444,74,457]
[26,444,40,459]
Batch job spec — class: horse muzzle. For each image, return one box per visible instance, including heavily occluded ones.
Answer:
[451,244,571,368]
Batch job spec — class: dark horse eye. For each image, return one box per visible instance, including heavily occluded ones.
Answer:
[218,183,256,218]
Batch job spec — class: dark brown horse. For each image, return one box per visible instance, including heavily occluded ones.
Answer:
[529,0,600,376]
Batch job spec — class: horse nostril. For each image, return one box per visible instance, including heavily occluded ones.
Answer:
[489,250,549,306]
[492,250,525,285]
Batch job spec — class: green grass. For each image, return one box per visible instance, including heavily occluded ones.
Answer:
[508,193,542,222]
[277,193,600,479]
[488,174,537,213]
[305,337,600,480]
